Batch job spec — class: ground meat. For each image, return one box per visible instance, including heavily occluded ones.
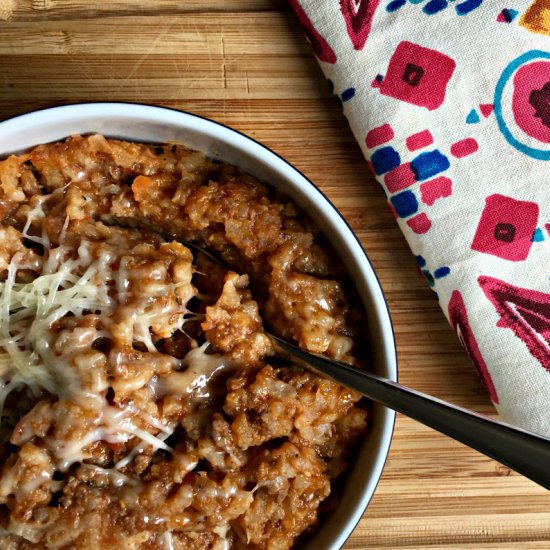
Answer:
[224,366,299,450]
[0,226,42,273]
[0,136,368,549]
[202,272,273,366]
[236,443,331,549]
[0,443,54,520]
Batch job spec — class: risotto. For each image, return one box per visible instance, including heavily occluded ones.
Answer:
[0,135,367,549]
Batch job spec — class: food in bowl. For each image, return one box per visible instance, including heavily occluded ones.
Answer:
[0,135,369,549]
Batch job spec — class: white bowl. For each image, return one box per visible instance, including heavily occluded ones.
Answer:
[0,103,397,549]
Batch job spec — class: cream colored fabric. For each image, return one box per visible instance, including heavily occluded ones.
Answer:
[290,0,550,436]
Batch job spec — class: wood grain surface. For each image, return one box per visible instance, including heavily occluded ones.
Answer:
[0,1,548,548]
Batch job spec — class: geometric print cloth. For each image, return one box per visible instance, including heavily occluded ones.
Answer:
[289,0,550,437]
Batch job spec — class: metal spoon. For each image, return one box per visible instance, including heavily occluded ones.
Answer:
[271,334,550,491]
[109,228,550,491]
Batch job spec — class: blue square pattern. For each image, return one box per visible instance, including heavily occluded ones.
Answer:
[391,190,419,218]
[434,266,451,279]
[341,87,356,102]
[456,0,483,16]
[411,150,450,181]
[371,146,401,175]
[387,0,407,12]
[423,0,448,15]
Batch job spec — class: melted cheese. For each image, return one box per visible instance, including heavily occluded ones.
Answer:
[0,187,246,546]
[0,225,197,471]
[155,343,231,401]
[213,525,231,550]
[163,531,174,550]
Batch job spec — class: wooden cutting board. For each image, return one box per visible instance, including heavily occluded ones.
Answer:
[0,1,547,548]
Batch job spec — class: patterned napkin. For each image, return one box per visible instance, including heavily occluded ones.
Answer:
[289,0,550,437]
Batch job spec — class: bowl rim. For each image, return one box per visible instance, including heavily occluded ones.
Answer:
[0,102,398,549]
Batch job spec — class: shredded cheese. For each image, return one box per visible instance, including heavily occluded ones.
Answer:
[0,220,198,472]
[0,243,112,407]
[163,530,174,550]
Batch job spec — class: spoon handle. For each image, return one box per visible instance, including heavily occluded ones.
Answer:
[271,335,550,491]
